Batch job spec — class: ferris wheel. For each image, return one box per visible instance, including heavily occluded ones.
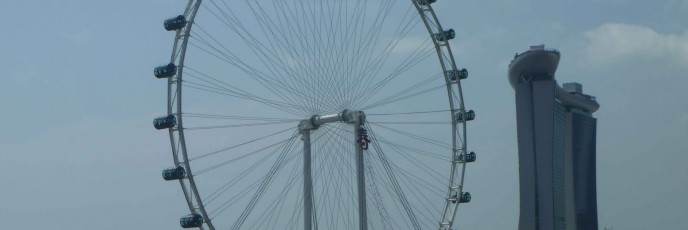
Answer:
[155,0,476,229]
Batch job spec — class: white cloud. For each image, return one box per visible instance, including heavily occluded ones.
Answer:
[583,23,688,66]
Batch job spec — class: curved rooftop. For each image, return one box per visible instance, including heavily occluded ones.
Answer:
[508,45,600,113]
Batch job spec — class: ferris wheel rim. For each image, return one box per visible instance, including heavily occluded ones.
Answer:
[162,0,471,229]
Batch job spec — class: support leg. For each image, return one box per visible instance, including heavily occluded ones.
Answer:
[355,118,368,230]
[302,129,313,230]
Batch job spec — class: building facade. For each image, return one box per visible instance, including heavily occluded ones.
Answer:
[508,45,600,230]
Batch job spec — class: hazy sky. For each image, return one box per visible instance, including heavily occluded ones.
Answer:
[1,0,687,229]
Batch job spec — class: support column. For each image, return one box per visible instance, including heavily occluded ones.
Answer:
[354,114,368,230]
[301,129,313,230]
[297,110,366,230]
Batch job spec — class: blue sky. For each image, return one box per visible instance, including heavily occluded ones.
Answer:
[1,0,687,229]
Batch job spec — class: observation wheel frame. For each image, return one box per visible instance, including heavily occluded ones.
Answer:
[159,0,472,229]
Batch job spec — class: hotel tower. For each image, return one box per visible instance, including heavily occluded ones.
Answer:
[508,45,600,230]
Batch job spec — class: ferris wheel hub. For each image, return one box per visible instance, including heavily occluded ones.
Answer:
[298,110,365,131]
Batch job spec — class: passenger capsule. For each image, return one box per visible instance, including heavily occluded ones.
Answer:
[154,114,177,130]
[180,214,203,228]
[446,68,469,81]
[455,151,476,163]
[416,0,437,5]
[164,15,187,31]
[459,192,471,203]
[457,68,468,79]
[434,29,455,42]
[154,63,177,78]
[162,166,186,180]
[455,110,475,123]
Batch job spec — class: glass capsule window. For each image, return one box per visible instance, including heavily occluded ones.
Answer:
[446,68,469,82]
[154,115,177,130]
[459,192,471,203]
[154,63,177,78]
[455,110,475,123]
[465,152,476,162]
[162,166,186,181]
[457,68,468,79]
[455,151,476,163]
[180,214,203,228]
[164,15,187,31]
[434,29,455,42]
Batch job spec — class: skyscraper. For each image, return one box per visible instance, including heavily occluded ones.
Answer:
[508,45,600,230]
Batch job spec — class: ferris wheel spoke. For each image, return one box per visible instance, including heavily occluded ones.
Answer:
[186,37,315,113]
[312,128,348,228]
[330,125,366,228]
[304,0,334,113]
[369,128,448,195]
[183,120,295,131]
[318,125,360,228]
[191,23,316,113]
[390,169,439,227]
[288,0,354,112]
[353,46,436,109]
[324,135,353,229]
[364,157,392,230]
[368,123,452,149]
[359,124,421,229]
[372,134,449,163]
[184,78,303,115]
[208,174,263,217]
[181,83,306,117]
[320,1,351,112]
[372,121,449,125]
[248,152,304,229]
[205,140,300,218]
[183,113,299,122]
[330,0,363,110]
[391,161,446,198]
[347,9,423,102]
[182,68,310,116]
[346,7,427,106]
[360,76,443,111]
[287,190,305,230]
[210,145,302,222]
[267,153,305,229]
[202,1,299,81]
[338,0,369,98]
[187,126,295,161]
[366,160,415,229]
[204,154,272,208]
[229,2,326,113]
[193,134,297,175]
[227,125,338,229]
[333,0,395,107]
[230,134,300,230]
[350,0,398,76]
[280,126,337,229]
[347,1,403,111]
[384,132,455,228]
[268,0,322,111]
[366,109,450,116]
[242,1,313,81]
[371,152,446,201]
[402,182,440,227]
[390,154,449,196]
